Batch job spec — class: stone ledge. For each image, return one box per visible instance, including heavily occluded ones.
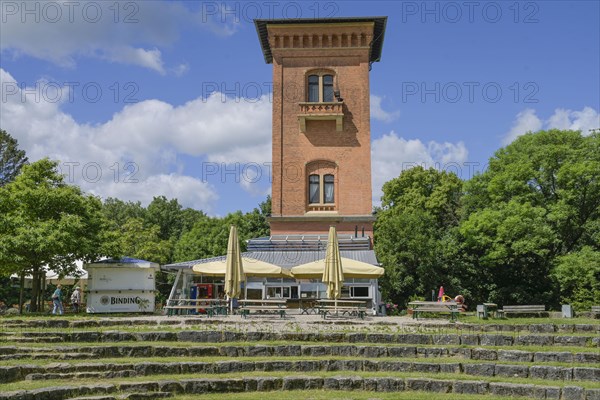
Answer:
[0,377,593,400]
[3,359,599,385]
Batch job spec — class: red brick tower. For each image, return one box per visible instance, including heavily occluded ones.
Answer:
[255,17,387,243]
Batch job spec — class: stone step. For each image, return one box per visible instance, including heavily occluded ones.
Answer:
[0,344,598,364]
[4,336,65,343]
[1,376,598,400]
[65,391,172,400]
[4,359,599,384]
[3,318,600,334]
[3,330,599,348]
[25,370,138,380]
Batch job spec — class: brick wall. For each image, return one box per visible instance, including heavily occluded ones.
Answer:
[267,22,376,239]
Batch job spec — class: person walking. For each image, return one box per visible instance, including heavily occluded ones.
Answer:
[52,284,64,315]
[70,286,82,313]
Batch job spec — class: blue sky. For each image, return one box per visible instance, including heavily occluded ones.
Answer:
[1,0,598,216]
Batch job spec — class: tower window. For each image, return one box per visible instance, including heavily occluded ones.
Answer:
[306,72,337,103]
[308,174,335,205]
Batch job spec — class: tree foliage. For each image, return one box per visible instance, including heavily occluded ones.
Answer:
[377,130,599,310]
[375,167,463,306]
[459,129,599,307]
[0,129,28,187]
[174,196,271,262]
[552,247,600,309]
[0,159,117,311]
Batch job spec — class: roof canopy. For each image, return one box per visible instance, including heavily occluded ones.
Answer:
[85,257,159,270]
[164,249,378,271]
[254,16,387,64]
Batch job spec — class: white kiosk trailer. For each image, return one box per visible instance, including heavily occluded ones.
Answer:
[84,257,159,313]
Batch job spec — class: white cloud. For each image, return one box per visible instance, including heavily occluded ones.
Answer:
[0,68,273,212]
[503,108,544,145]
[102,47,166,74]
[96,174,219,213]
[503,107,599,144]
[371,131,468,206]
[370,95,400,122]
[0,1,237,73]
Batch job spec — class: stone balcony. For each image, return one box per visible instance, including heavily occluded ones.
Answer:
[298,102,344,132]
[306,204,336,212]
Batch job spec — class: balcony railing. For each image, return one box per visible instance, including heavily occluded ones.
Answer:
[307,204,336,212]
[298,102,344,132]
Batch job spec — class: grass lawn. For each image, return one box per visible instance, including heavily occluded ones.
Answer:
[2,370,600,393]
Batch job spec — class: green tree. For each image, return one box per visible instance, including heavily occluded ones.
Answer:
[173,196,271,263]
[552,247,600,310]
[174,215,228,262]
[0,159,117,312]
[119,218,172,265]
[0,129,28,187]
[102,197,146,229]
[459,200,558,304]
[375,167,463,306]
[146,196,184,241]
[460,129,599,306]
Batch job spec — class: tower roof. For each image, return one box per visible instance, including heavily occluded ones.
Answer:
[254,16,387,64]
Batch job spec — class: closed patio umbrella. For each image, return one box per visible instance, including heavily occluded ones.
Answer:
[322,226,344,307]
[224,225,245,312]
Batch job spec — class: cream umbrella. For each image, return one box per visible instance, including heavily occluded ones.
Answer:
[291,258,384,279]
[322,226,344,308]
[224,225,245,313]
[193,258,291,278]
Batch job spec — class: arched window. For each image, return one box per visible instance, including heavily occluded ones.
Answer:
[306,161,337,211]
[306,71,337,103]
[308,174,320,204]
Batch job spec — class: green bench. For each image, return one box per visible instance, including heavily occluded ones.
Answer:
[239,305,287,319]
[319,306,367,320]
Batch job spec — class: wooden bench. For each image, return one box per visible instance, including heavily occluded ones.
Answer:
[591,306,600,317]
[497,305,545,318]
[319,306,366,320]
[239,305,287,318]
[316,299,368,320]
[409,301,459,321]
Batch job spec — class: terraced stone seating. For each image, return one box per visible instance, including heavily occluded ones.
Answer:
[0,316,598,399]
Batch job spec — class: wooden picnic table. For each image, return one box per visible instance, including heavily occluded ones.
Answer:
[316,299,368,319]
[164,298,227,317]
[238,299,287,318]
[409,301,459,321]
